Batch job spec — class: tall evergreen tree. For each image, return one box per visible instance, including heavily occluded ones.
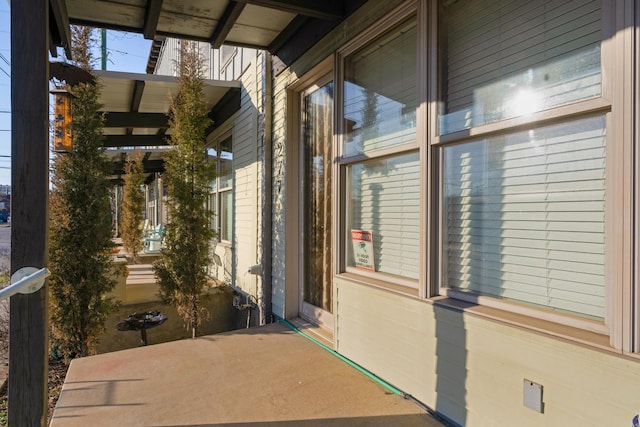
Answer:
[121,150,145,260]
[154,42,216,338]
[49,26,118,358]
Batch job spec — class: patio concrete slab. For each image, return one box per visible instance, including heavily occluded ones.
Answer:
[51,322,444,426]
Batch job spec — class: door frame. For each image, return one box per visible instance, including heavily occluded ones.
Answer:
[283,56,335,332]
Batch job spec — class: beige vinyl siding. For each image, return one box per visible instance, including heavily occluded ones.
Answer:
[228,56,259,296]
[267,1,640,426]
[270,66,292,318]
[154,38,180,76]
[336,277,640,427]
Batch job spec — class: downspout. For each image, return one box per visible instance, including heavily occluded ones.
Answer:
[260,51,274,325]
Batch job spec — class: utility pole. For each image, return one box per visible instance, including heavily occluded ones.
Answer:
[101,29,107,70]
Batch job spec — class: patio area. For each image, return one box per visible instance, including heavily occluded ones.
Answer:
[50,322,445,426]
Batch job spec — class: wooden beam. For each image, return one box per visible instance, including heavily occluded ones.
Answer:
[207,88,241,134]
[143,0,163,40]
[271,0,367,69]
[268,15,308,54]
[103,112,168,128]
[210,2,246,49]
[10,0,49,425]
[237,0,342,20]
[104,134,169,147]
[111,159,165,175]
[49,0,72,58]
[127,80,146,135]
[130,80,146,112]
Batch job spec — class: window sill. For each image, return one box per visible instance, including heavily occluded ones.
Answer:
[430,296,620,355]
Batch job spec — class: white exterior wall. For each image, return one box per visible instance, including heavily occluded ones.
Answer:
[154,38,179,76]
[270,67,293,318]
[228,55,259,299]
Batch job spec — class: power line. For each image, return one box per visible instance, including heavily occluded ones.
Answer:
[0,53,9,67]
[107,48,148,60]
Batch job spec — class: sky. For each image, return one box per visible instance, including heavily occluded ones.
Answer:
[0,2,152,186]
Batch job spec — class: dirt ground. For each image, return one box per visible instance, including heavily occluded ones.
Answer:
[0,224,68,425]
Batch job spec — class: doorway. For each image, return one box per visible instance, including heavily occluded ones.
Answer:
[299,75,334,329]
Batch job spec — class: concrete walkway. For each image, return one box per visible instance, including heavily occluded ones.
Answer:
[51,323,445,426]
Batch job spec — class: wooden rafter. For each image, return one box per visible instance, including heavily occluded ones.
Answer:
[112,159,165,175]
[103,112,168,128]
[104,135,168,147]
[130,80,146,112]
[49,0,72,58]
[238,0,342,20]
[210,2,246,49]
[127,80,146,135]
[143,0,164,40]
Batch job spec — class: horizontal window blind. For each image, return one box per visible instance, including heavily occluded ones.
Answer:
[343,19,417,156]
[221,190,232,242]
[443,116,606,319]
[348,152,420,281]
[440,0,602,134]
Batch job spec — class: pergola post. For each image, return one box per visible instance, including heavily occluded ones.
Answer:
[10,0,50,425]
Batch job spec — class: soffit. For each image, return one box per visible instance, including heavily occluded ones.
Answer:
[60,0,344,50]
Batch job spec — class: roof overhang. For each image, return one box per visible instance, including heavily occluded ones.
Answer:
[49,0,367,68]
[93,70,241,182]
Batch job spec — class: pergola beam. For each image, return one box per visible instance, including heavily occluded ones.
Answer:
[237,0,342,20]
[103,112,168,128]
[103,134,169,147]
[49,0,72,58]
[127,80,146,135]
[210,2,246,49]
[111,159,165,175]
[143,0,163,40]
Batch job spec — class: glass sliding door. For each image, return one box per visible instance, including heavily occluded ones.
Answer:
[300,77,334,326]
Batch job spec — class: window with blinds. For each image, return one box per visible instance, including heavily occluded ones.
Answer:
[347,152,420,281]
[207,136,233,242]
[341,13,420,284]
[440,0,602,134]
[343,18,417,157]
[443,116,606,319]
